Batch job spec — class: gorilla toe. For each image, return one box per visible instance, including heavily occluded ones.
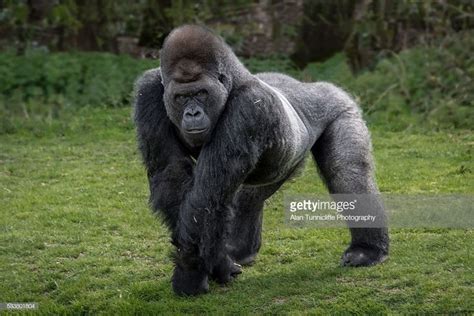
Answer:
[234,253,257,266]
[227,244,259,266]
[210,256,242,285]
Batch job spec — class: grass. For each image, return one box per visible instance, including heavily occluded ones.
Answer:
[0,107,473,314]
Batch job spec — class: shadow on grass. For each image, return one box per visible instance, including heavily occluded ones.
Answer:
[127,263,348,305]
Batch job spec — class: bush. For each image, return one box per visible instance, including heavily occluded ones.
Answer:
[303,31,474,130]
[0,51,156,112]
[1,32,472,135]
[243,56,299,77]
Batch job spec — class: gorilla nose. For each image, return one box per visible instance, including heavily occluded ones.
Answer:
[184,107,204,122]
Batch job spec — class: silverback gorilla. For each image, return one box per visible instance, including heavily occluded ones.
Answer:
[134,25,389,296]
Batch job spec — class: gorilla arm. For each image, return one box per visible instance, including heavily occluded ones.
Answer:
[174,84,269,283]
[134,68,194,231]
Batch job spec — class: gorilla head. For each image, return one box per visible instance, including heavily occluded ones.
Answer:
[160,26,232,147]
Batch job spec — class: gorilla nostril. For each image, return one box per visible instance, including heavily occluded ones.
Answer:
[193,110,203,119]
[185,109,203,119]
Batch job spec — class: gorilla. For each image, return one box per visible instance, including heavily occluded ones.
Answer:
[134,25,389,296]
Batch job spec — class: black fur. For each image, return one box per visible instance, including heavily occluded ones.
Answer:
[134,25,389,296]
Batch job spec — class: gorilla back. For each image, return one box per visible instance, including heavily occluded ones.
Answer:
[134,25,389,296]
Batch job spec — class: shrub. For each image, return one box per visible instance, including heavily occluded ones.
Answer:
[0,51,157,112]
[1,32,472,135]
[303,31,474,130]
[243,56,300,78]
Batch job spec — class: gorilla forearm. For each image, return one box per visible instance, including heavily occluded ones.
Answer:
[134,68,195,229]
[149,159,193,230]
[174,88,265,276]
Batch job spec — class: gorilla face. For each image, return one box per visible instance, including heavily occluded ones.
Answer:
[163,59,228,147]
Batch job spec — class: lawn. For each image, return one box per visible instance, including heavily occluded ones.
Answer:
[0,107,472,314]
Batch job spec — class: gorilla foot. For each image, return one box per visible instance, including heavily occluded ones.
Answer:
[210,255,242,285]
[227,245,258,266]
[172,266,209,296]
[235,253,257,266]
[341,246,388,267]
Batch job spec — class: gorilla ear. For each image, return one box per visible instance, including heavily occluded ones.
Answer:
[218,73,231,91]
[218,74,226,84]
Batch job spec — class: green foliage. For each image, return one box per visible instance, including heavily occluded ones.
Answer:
[164,0,212,26]
[243,56,300,77]
[302,53,353,85]
[303,31,474,130]
[0,0,256,52]
[0,51,156,134]
[298,0,474,69]
[1,30,472,135]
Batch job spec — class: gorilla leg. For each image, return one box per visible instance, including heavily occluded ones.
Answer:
[312,112,389,267]
[227,183,283,265]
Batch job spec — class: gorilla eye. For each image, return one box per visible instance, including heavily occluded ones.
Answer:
[175,94,187,104]
[196,90,208,98]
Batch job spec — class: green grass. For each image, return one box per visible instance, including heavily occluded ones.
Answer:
[0,107,472,314]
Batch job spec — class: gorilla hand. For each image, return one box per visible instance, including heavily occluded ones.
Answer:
[172,263,209,296]
[210,255,242,284]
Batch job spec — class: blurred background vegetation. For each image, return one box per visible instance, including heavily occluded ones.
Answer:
[0,0,472,133]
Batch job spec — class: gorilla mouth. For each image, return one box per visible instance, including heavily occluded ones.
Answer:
[185,128,208,134]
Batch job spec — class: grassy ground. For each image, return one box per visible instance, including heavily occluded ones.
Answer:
[0,107,472,314]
